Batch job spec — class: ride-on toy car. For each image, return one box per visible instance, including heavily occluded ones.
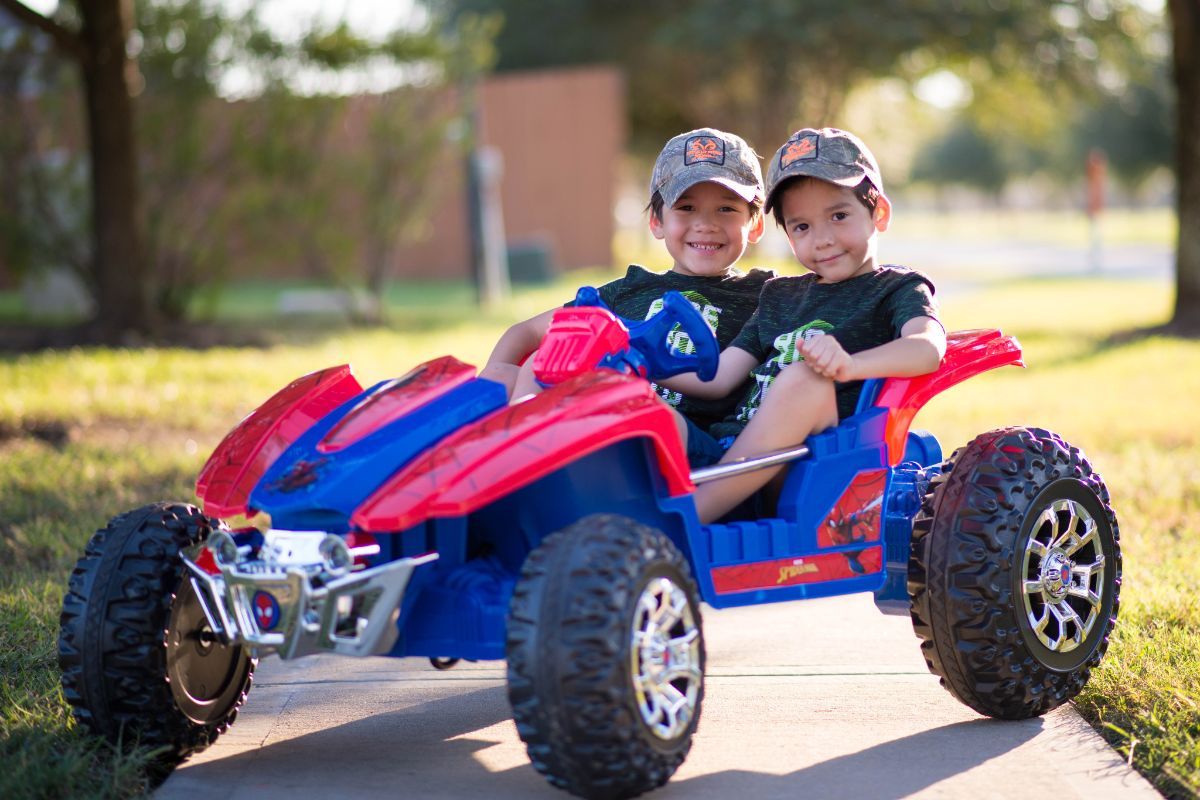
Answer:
[59,289,1120,799]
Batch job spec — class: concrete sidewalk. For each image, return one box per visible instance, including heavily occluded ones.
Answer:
[158,593,1159,800]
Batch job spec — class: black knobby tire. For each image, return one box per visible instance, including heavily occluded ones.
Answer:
[507,514,705,800]
[58,502,255,769]
[908,427,1121,719]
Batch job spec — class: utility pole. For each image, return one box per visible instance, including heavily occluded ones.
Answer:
[462,78,509,307]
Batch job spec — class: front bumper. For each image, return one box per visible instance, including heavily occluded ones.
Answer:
[181,534,436,660]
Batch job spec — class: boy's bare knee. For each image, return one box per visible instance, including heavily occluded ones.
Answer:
[775,362,831,393]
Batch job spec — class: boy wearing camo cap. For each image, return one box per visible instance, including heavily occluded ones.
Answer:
[660,127,947,522]
[482,127,774,466]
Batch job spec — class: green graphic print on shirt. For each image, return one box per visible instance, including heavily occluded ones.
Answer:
[585,264,775,430]
[646,290,722,408]
[737,318,835,423]
[708,266,940,441]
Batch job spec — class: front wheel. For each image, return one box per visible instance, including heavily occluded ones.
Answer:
[908,427,1121,719]
[507,514,704,800]
[58,502,255,771]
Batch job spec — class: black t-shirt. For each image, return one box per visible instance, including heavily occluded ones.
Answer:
[576,264,774,429]
[709,265,940,439]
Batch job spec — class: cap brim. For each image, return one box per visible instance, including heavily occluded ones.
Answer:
[764,164,868,213]
[661,170,762,209]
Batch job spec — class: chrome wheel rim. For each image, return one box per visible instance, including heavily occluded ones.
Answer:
[630,576,702,741]
[1021,497,1107,654]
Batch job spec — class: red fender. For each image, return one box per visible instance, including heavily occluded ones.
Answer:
[351,371,692,532]
[875,329,1024,464]
[195,365,363,518]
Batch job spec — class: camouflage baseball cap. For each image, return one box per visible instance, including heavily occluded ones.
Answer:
[765,128,884,214]
[650,128,764,210]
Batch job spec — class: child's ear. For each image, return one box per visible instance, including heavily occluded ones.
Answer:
[648,213,666,240]
[873,195,893,232]
[747,213,765,244]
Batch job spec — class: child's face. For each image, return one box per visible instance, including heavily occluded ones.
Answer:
[778,179,891,283]
[649,181,764,278]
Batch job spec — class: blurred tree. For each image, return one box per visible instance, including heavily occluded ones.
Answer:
[1,1,496,333]
[0,0,149,340]
[444,0,1148,154]
[908,57,1172,194]
[355,87,460,320]
[1069,63,1173,189]
[133,0,261,320]
[231,13,495,322]
[238,91,354,287]
[0,28,90,284]
[1168,0,1199,333]
[910,120,1008,198]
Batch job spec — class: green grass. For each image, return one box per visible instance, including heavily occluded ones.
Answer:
[1,273,1197,798]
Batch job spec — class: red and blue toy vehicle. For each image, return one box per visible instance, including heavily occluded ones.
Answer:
[58,290,1121,799]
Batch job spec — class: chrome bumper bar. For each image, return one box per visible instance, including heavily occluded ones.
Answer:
[181,539,436,660]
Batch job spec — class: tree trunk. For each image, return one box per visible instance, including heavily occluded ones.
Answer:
[78,0,153,339]
[1169,0,1200,334]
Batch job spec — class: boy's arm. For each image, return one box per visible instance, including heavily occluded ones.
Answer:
[656,346,759,399]
[478,309,559,391]
[799,317,946,382]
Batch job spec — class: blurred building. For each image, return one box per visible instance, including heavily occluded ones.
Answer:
[400,65,624,280]
[1,64,625,289]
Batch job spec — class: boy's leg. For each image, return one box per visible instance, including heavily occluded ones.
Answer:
[693,363,838,524]
[676,410,732,469]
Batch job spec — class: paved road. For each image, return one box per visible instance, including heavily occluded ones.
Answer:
[158,593,1158,800]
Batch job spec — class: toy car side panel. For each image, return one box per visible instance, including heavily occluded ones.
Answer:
[351,371,693,533]
[875,328,1023,464]
[691,410,892,608]
[383,439,696,661]
[195,365,363,518]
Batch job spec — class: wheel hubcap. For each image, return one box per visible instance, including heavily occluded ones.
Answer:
[630,576,701,740]
[1021,497,1107,654]
[167,573,251,724]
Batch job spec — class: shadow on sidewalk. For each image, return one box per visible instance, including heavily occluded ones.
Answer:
[662,717,1044,799]
[160,692,1046,799]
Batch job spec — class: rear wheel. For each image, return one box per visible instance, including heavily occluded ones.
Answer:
[58,502,255,770]
[909,427,1120,719]
[507,514,704,800]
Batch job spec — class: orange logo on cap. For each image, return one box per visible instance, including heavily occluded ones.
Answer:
[686,137,724,165]
[781,136,817,169]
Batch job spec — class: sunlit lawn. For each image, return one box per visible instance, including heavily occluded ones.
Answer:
[0,271,1197,798]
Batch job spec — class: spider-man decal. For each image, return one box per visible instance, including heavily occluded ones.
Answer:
[268,457,329,494]
[707,470,888,595]
[817,469,887,549]
[711,547,883,595]
[319,357,475,454]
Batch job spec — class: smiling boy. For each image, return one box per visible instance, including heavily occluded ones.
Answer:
[481,128,774,462]
[660,128,947,522]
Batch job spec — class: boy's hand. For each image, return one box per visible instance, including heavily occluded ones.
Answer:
[797,332,856,381]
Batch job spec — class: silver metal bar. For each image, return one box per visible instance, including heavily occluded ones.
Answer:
[183,557,241,644]
[689,444,811,485]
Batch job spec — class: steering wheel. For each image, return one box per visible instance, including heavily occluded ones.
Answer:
[572,287,719,382]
